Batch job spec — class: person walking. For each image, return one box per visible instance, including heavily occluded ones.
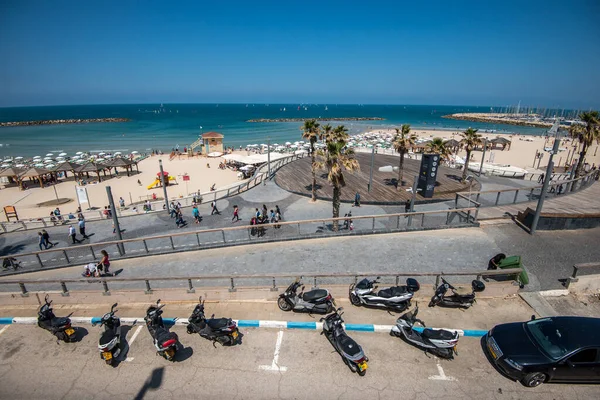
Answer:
[175,209,186,228]
[269,209,276,223]
[38,232,48,250]
[354,192,361,207]
[68,225,80,244]
[232,205,240,222]
[538,173,545,183]
[97,250,111,275]
[275,205,282,220]
[274,209,281,229]
[405,199,411,216]
[41,229,52,248]
[119,197,125,208]
[262,204,268,218]
[78,218,88,239]
[192,206,201,224]
[211,200,220,215]
[169,201,177,218]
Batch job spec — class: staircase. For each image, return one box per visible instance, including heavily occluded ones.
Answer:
[189,137,203,156]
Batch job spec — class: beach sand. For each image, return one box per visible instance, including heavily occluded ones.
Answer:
[0,154,240,220]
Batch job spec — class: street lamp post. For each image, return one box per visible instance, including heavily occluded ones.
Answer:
[159,159,170,213]
[106,186,124,255]
[478,138,488,176]
[530,138,560,234]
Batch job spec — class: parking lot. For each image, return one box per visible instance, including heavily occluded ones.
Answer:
[1,323,598,399]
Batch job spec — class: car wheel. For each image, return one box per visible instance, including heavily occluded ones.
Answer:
[277,297,292,311]
[521,372,547,388]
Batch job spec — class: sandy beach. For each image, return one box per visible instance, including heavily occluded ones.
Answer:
[0,154,240,220]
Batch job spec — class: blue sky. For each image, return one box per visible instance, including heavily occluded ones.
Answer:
[1,0,599,108]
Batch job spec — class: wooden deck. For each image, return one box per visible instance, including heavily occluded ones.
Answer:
[274,152,479,204]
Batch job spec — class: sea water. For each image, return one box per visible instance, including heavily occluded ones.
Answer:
[0,104,546,158]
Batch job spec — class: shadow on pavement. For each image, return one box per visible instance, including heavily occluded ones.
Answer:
[134,367,164,400]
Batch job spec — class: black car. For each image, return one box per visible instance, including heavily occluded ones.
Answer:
[484,316,600,387]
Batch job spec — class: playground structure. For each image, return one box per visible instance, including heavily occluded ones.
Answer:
[147,171,177,190]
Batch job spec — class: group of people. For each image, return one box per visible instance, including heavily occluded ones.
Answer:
[169,201,187,228]
[250,204,283,236]
[82,250,112,277]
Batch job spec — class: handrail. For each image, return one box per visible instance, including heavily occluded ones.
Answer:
[1,268,524,296]
[570,262,600,280]
[4,207,479,260]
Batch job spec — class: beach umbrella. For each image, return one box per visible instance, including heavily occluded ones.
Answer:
[59,152,67,157]
[35,163,45,167]
[46,153,53,157]
[114,151,122,155]
[1,164,10,168]
[15,156,23,160]
[72,155,80,160]
[131,151,139,154]
[33,156,41,160]
[76,151,83,155]
[96,158,105,162]
[98,152,106,156]
[15,163,25,167]
[44,159,53,164]
[45,164,55,168]
[285,142,291,145]
[105,154,113,158]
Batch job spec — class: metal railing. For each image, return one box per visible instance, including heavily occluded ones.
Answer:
[455,169,599,209]
[0,268,524,297]
[1,207,479,274]
[0,153,306,233]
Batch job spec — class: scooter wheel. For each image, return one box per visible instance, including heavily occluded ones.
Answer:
[349,294,361,306]
[428,300,436,307]
[358,369,367,377]
[278,298,292,311]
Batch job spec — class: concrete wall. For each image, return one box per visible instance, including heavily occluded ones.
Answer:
[568,274,600,294]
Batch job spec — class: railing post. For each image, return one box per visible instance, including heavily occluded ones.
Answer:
[396,216,400,229]
[476,193,481,202]
[187,279,195,294]
[88,246,96,260]
[36,254,44,268]
[435,275,440,292]
[454,195,458,208]
[271,278,278,292]
[222,230,226,243]
[102,280,110,295]
[144,279,152,294]
[474,207,479,222]
[297,223,301,235]
[445,212,450,225]
[513,190,519,204]
[229,278,236,292]
[62,250,70,264]
[19,283,28,297]
[169,236,175,250]
[395,276,400,285]
[313,276,318,289]
[529,188,535,200]
[372,217,375,230]
[495,192,501,205]
[196,233,201,246]
[60,281,69,297]
[142,240,149,253]
[421,213,425,227]
[571,265,579,280]
[407,213,413,227]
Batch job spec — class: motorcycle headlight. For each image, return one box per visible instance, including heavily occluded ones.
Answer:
[504,358,523,371]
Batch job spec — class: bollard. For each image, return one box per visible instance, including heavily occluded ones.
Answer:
[187,279,195,294]
[19,283,28,297]
[270,278,278,292]
[229,278,236,292]
[145,280,153,294]
[102,280,111,296]
[62,250,70,264]
[60,281,70,297]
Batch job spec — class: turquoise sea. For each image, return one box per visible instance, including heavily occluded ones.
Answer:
[0,104,547,158]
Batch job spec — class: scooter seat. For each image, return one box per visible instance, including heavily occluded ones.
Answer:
[422,329,456,340]
[99,329,117,346]
[337,334,361,356]
[452,286,471,296]
[50,317,69,327]
[302,289,328,302]
[377,286,407,298]
[155,327,175,344]
[207,318,230,330]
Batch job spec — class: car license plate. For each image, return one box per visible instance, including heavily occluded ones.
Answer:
[166,348,175,358]
[487,343,497,359]
[102,351,112,360]
[232,331,239,339]
[358,361,368,371]
[65,328,75,336]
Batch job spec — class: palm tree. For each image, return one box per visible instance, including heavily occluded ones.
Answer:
[459,128,482,183]
[314,125,359,231]
[426,137,452,161]
[569,111,600,178]
[301,119,321,201]
[392,124,417,189]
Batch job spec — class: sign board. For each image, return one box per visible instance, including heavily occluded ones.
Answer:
[75,186,89,205]
[183,175,190,181]
[417,154,440,198]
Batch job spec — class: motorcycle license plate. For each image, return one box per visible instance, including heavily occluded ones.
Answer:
[358,361,368,371]
[232,331,239,339]
[165,348,175,358]
[65,328,75,336]
[102,351,112,360]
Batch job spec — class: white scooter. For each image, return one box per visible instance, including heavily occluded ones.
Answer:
[94,303,122,365]
[349,277,419,312]
[390,304,459,359]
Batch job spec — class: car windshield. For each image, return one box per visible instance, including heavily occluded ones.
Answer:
[525,318,576,361]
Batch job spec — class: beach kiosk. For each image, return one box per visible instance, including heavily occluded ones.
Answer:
[201,132,224,154]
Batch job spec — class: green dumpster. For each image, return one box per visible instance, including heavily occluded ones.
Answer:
[496,255,529,286]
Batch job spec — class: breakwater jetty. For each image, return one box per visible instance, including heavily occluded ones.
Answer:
[247,117,384,123]
[0,117,130,127]
[442,113,554,128]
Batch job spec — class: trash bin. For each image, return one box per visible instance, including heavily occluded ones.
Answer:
[489,254,529,286]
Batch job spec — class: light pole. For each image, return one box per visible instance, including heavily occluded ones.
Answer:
[266,137,271,184]
[368,147,375,192]
[530,138,560,234]
[159,159,170,213]
[106,186,124,255]
[478,138,488,176]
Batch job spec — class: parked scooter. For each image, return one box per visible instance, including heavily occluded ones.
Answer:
[429,277,485,308]
[37,295,76,342]
[94,303,122,365]
[144,299,179,361]
[187,297,240,346]
[349,277,420,312]
[391,304,459,359]
[278,278,335,314]
[321,308,369,376]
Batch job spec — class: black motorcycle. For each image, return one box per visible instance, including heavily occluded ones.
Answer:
[321,308,369,376]
[94,303,122,365]
[187,297,240,346]
[37,295,77,342]
[278,279,335,314]
[145,299,180,361]
[429,277,485,308]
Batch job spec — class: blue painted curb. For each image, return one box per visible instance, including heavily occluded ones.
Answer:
[237,320,260,327]
[287,321,317,329]
[91,317,102,325]
[345,324,375,332]
[0,317,14,324]
[462,329,488,337]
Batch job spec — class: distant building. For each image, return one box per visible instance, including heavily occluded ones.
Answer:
[202,132,224,154]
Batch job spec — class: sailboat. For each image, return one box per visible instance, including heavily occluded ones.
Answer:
[325,105,328,111]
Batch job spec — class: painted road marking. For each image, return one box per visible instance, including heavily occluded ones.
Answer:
[259,330,288,372]
[125,325,144,362]
[0,325,10,337]
[428,357,457,381]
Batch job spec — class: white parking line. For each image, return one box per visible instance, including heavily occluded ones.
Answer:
[428,357,456,381]
[0,326,10,337]
[125,325,144,362]
[259,330,288,372]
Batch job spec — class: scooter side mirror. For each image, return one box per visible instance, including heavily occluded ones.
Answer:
[156,299,161,305]
[211,314,215,319]
[376,276,381,280]
[198,296,203,303]
[531,315,536,321]
[111,303,118,311]
[301,285,305,292]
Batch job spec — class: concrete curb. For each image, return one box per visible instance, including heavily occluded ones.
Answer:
[0,316,488,337]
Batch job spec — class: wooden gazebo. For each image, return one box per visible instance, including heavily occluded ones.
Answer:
[53,161,80,178]
[104,157,137,176]
[443,138,461,152]
[75,161,107,183]
[490,136,512,150]
[0,167,25,187]
[20,167,51,188]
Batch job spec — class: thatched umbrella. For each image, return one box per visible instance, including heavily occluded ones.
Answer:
[75,161,107,182]
[104,157,135,176]
[490,136,512,150]
[0,167,26,187]
[443,138,461,152]
[20,167,51,188]
[53,161,80,178]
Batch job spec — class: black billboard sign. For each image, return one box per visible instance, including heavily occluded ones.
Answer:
[417,153,440,198]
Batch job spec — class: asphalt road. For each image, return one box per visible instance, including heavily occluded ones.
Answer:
[0,324,598,400]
